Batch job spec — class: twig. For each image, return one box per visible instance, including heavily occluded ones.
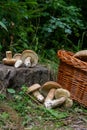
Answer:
[26,93,42,106]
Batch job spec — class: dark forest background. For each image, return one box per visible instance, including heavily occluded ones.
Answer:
[0,0,87,60]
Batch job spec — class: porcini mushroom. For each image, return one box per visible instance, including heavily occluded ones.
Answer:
[27,83,44,103]
[41,81,62,108]
[41,81,61,98]
[13,53,22,60]
[21,50,38,67]
[13,53,23,68]
[3,51,16,65]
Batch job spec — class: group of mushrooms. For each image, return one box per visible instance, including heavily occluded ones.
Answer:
[26,81,73,109]
[2,49,87,109]
[2,49,74,109]
[3,49,87,67]
[26,49,87,109]
[2,50,38,68]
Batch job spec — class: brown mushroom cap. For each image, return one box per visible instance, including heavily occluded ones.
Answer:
[41,81,61,97]
[74,50,87,61]
[13,53,22,60]
[21,50,38,67]
[55,88,70,99]
[3,58,16,65]
[74,50,87,57]
[27,83,41,93]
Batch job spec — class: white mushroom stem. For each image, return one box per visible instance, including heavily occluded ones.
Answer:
[32,91,44,103]
[14,59,23,68]
[45,88,56,102]
[44,97,66,109]
[24,57,32,67]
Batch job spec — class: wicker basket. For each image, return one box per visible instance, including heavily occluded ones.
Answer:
[57,50,87,107]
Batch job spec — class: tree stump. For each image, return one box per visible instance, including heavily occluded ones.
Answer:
[0,64,54,91]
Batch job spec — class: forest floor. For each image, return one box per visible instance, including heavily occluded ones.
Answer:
[0,90,87,130]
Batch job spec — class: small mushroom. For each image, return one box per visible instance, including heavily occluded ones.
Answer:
[13,53,22,60]
[21,50,38,67]
[63,98,73,108]
[13,53,23,68]
[3,51,16,65]
[27,83,44,103]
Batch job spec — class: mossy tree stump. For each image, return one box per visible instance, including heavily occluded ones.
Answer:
[0,64,54,91]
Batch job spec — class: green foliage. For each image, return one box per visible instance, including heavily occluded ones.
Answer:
[0,0,86,61]
[40,0,85,52]
[0,112,9,126]
[7,88,16,94]
[0,21,8,31]
[0,94,6,100]
[39,106,68,119]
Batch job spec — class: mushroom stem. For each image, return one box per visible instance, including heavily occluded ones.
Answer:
[24,56,31,67]
[32,91,44,103]
[45,88,56,102]
[14,59,23,68]
[6,51,12,59]
[44,97,66,109]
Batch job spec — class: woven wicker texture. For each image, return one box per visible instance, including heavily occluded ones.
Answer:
[57,50,87,107]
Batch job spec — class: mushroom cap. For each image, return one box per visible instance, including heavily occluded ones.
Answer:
[13,53,22,60]
[74,50,87,61]
[21,50,38,67]
[41,81,61,97]
[55,88,70,99]
[63,98,73,108]
[74,50,87,57]
[27,83,41,93]
[3,58,16,65]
